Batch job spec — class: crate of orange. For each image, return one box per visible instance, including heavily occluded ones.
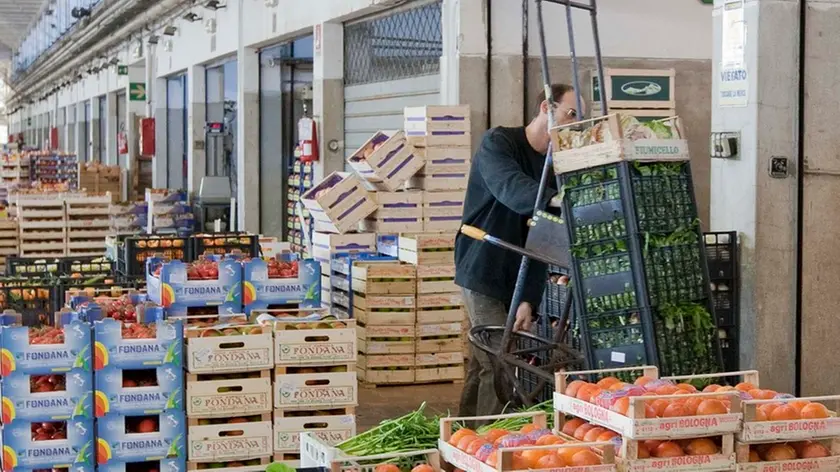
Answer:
[187,413,273,466]
[439,411,616,471]
[183,314,274,374]
[735,438,840,471]
[300,431,441,472]
[554,366,742,439]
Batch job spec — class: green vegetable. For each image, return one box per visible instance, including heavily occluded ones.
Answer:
[475,400,555,434]
[336,403,439,457]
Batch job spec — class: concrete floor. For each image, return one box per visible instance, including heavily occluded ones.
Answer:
[356,382,463,431]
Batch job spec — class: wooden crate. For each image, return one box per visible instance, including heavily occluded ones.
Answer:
[417,292,465,324]
[407,171,469,191]
[404,106,471,147]
[735,438,840,472]
[352,293,416,325]
[351,261,416,295]
[416,322,463,354]
[357,324,415,355]
[301,172,378,234]
[590,68,676,110]
[363,191,424,233]
[358,353,415,385]
[423,190,466,217]
[185,326,274,374]
[274,412,356,453]
[415,352,464,383]
[273,319,357,366]
[186,371,272,418]
[398,233,455,265]
[311,231,377,263]
[187,413,273,463]
[361,217,423,233]
[347,131,424,192]
[550,114,689,174]
[301,432,440,471]
[416,264,457,294]
[273,371,357,410]
[416,147,471,173]
[620,434,735,472]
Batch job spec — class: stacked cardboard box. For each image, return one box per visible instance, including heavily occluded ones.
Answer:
[310,232,377,318]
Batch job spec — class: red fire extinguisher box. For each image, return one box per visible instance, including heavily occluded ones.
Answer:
[139,118,155,157]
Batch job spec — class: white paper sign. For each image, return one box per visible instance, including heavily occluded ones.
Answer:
[721,0,746,68]
[719,67,749,108]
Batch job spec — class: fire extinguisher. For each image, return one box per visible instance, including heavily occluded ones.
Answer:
[298,117,318,163]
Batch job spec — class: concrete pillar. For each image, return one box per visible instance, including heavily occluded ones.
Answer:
[710,0,798,394]
[187,65,207,195]
[312,22,344,182]
[106,91,118,165]
[125,64,146,171]
[89,98,101,162]
[236,47,260,232]
[152,77,168,188]
[65,106,75,153]
[74,104,86,159]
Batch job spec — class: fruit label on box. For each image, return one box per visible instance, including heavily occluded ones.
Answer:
[242,259,321,314]
[416,352,463,366]
[275,327,356,364]
[2,369,92,422]
[363,354,414,368]
[94,318,183,370]
[364,295,415,308]
[96,410,186,463]
[188,422,272,462]
[416,264,456,278]
[275,372,357,408]
[361,325,414,337]
[188,332,273,373]
[417,323,461,337]
[2,418,94,470]
[187,377,271,417]
[146,257,242,310]
[626,453,735,472]
[740,417,840,441]
[1,321,92,375]
[274,415,355,452]
[94,365,183,416]
[417,293,463,308]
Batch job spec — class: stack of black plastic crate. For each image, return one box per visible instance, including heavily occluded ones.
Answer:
[558,161,723,377]
[704,231,739,371]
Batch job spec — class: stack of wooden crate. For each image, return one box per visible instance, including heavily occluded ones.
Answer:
[352,260,418,386]
[399,233,466,384]
[404,105,471,233]
[79,163,122,201]
[16,194,67,257]
[64,193,111,257]
[272,312,357,465]
[312,232,378,318]
[0,220,18,272]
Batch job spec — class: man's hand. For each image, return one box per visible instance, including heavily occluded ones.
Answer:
[513,302,534,332]
[549,194,563,208]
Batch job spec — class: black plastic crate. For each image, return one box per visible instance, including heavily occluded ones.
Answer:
[190,232,260,259]
[120,235,190,276]
[558,161,723,375]
[6,257,63,277]
[58,276,139,307]
[718,326,739,372]
[61,257,114,277]
[704,231,737,280]
[0,278,60,326]
[653,304,720,377]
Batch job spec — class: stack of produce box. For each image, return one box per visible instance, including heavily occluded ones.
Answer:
[398,232,466,383]
[16,193,67,257]
[286,158,314,256]
[272,309,358,465]
[79,162,122,202]
[183,314,274,470]
[350,260,418,385]
[241,255,322,315]
[146,189,195,234]
[0,313,95,472]
[64,192,111,257]
[91,304,187,471]
[146,254,242,317]
[109,201,148,235]
[0,219,18,273]
[310,232,377,317]
[403,105,471,233]
[29,152,79,189]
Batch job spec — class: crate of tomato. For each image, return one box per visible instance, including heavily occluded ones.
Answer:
[146,254,242,312]
[120,234,190,277]
[242,254,321,314]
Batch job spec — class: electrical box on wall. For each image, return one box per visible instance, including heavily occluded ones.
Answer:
[710,131,740,159]
[139,118,155,157]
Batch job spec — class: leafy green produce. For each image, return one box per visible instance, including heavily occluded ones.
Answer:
[658,302,715,358]
[336,403,439,457]
[476,400,555,434]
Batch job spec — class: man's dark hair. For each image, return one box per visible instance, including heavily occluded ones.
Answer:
[535,83,575,116]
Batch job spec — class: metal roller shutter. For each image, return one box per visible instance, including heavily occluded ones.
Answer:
[343,1,442,161]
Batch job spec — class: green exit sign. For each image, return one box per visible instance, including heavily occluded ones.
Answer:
[117,65,128,76]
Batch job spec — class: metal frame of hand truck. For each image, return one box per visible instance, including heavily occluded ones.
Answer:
[461,0,610,407]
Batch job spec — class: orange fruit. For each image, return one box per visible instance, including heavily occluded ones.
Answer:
[765,444,797,461]
[749,450,761,462]
[510,454,530,470]
[789,400,811,413]
[586,387,604,404]
[683,397,704,416]
[634,376,655,386]
[535,454,566,469]
[801,442,830,458]
[644,440,662,453]
[662,403,690,417]
[519,423,539,434]
[650,399,670,417]
[520,448,549,467]
[748,389,777,400]
[485,452,498,467]
[654,442,685,458]
[583,427,606,442]
[411,465,435,472]
[608,382,628,391]
[675,383,698,392]
[655,385,679,395]
[565,380,587,397]
[596,376,620,389]
[596,430,618,442]
[735,382,757,392]
[465,438,489,455]
[696,399,728,416]
[645,404,658,418]
[561,418,585,437]
[769,404,801,421]
[457,434,479,451]
[449,428,476,446]
[558,447,588,464]
[790,441,809,456]
[636,445,650,459]
[801,403,830,419]
[571,450,601,466]
[576,384,596,402]
[612,397,630,415]
[702,384,721,393]
[483,429,509,444]
[758,403,780,420]
[755,407,769,422]
[573,423,595,441]
[536,435,565,446]
[375,465,400,472]
[685,438,718,456]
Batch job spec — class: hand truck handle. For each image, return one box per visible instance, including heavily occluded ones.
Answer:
[459,224,487,241]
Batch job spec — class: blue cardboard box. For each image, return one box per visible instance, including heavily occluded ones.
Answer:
[0,418,94,471]
[241,257,321,314]
[1,369,92,422]
[146,255,242,311]
[95,410,186,464]
[0,319,92,376]
[94,364,183,416]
